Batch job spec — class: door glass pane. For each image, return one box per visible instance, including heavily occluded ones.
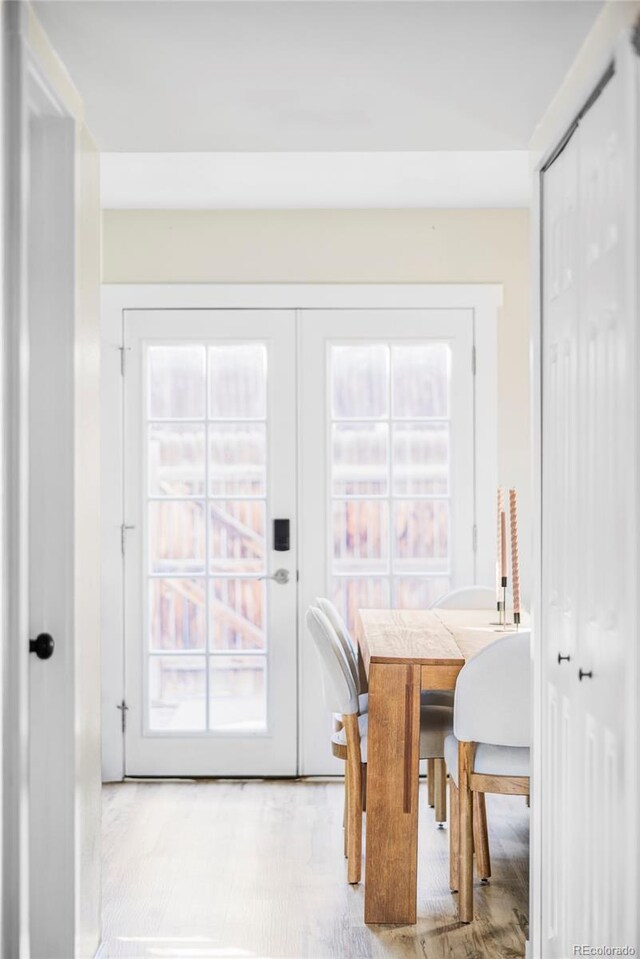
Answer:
[394,576,451,610]
[210,579,266,650]
[209,423,266,497]
[143,339,270,738]
[209,501,265,573]
[331,344,389,419]
[392,343,450,418]
[149,579,206,651]
[209,655,266,731]
[149,656,206,731]
[394,500,449,571]
[148,424,205,496]
[209,345,267,419]
[392,423,449,495]
[329,338,453,628]
[332,423,388,495]
[331,577,390,634]
[332,500,389,573]
[149,500,206,575]
[148,346,206,420]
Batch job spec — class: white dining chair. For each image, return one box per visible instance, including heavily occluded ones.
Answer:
[306,605,454,884]
[316,597,369,718]
[317,594,453,822]
[430,585,497,610]
[445,629,531,922]
[424,585,497,809]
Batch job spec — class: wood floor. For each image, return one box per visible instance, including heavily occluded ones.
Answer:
[101,780,529,959]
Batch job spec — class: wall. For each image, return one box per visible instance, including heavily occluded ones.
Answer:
[104,208,531,592]
[27,9,102,958]
[0,3,6,950]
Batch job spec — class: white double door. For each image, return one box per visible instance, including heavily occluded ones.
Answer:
[123,308,475,776]
[540,65,638,953]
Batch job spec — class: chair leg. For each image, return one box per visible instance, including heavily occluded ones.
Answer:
[434,758,447,824]
[427,758,435,807]
[361,762,367,813]
[344,715,362,884]
[473,791,491,881]
[449,777,459,893]
[458,741,474,922]
[343,762,348,858]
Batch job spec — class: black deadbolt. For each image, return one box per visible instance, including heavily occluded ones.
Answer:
[29,633,55,660]
[273,518,290,552]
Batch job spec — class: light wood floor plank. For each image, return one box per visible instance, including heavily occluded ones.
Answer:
[101,781,528,958]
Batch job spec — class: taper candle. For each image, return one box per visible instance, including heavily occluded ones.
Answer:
[496,487,505,603]
[509,488,521,620]
[500,509,507,585]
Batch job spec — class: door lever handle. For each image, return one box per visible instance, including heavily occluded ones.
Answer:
[258,568,289,585]
[29,632,55,660]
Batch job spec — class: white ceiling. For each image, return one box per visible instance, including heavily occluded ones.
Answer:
[35,1,602,153]
[101,150,531,208]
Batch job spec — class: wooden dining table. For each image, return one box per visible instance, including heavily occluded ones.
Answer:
[355,607,528,925]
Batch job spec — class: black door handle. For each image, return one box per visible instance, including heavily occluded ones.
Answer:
[558,653,571,664]
[578,668,593,681]
[29,633,55,660]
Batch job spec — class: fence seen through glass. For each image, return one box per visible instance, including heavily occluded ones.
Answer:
[330,343,452,631]
[146,343,268,732]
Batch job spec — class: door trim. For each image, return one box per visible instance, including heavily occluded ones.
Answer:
[101,283,501,781]
[2,6,77,954]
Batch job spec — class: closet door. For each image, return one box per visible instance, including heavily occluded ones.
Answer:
[574,72,632,949]
[541,65,638,955]
[541,125,580,958]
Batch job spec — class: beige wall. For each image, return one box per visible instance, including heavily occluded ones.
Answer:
[28,9,102,958]
[104,208,531,591]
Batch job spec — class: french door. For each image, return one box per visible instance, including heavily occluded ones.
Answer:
[298,309,475,772]
[123,310,298,776]
[122,306,477,776]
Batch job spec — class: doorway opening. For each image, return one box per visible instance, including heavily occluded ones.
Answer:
[101,285,499,781]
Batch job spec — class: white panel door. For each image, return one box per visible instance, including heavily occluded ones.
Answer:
[541,125,581,958]
[573,72,633,950]
[299,309,475,774]
[541,67,638,955]
[123,310,298,776]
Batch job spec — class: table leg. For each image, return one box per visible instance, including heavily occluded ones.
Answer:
[357,643,369,693]
[364,662,421,924]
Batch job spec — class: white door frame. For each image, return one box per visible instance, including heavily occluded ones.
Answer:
[101,283,500,782]
[2,5,78,956]
[529,13,640,956]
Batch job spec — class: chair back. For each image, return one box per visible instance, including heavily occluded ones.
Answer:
[454,630,531,747]
[431,585,496,610]
[306,606,359,716]
[316,597,361,693]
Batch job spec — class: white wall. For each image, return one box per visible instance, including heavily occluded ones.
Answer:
[103,207,531,594]
[0,1,6,950]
